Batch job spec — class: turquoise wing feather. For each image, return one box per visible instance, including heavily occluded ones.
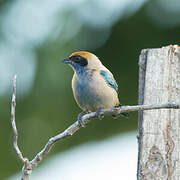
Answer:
[100,70,129,118]
[100,70,118,93]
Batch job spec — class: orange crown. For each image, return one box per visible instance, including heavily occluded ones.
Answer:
[70,51,93,59]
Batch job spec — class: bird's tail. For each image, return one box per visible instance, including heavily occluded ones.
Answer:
[120,112,130,118]
[112,112,129,119]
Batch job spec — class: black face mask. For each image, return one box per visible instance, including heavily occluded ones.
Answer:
[70,55,88,67]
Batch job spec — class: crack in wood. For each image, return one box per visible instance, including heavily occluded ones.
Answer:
[164,117,175,180]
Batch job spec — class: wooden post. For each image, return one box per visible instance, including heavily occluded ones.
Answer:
[137,45,180,180]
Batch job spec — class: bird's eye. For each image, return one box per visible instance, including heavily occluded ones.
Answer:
[70,55,81,62]
[74,56,81,62]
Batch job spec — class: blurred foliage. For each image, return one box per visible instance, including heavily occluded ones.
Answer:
[0,0,180,179]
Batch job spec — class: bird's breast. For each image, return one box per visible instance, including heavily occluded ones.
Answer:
[72,71,119,111]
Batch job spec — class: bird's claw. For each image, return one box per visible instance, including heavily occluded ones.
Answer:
[78,118,85,128]
[78,112,86,128]
[96,108,104,120]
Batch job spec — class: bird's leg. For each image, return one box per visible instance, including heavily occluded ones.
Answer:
[96,108,104,120]
[78,111,87,128]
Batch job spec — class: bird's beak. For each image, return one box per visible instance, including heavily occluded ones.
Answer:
[61,58,71,64]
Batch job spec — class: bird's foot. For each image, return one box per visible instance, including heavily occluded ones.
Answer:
[78,112,86,128]
[96,108,104,120]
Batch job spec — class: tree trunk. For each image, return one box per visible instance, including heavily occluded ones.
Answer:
[137,45,180,180]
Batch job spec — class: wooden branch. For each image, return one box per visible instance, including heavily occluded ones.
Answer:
[30,103,179,169]
[11,65,180,178]
[137,45,180,180]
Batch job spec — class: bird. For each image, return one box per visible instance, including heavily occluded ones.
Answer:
[62,51,129,127]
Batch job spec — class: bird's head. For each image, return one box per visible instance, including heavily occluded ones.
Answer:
[62,51,103,72]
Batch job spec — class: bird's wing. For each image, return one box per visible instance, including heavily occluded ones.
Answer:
[100,70,118,93]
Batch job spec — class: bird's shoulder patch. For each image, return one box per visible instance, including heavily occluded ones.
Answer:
[100,70,118,93]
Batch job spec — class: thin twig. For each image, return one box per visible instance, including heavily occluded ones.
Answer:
[11,75,25,163]
[11,75,32,180]
[10,75,180,179]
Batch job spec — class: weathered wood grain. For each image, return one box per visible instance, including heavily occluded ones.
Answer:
[137,45,180,180]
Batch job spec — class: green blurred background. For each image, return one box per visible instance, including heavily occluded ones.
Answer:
[0,0,180,179]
